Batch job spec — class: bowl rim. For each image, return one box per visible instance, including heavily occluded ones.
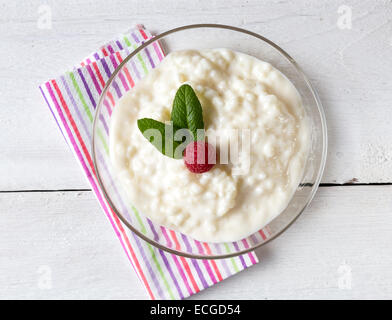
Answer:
[92,23,328,259]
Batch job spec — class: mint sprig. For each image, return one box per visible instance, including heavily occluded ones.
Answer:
[137,118,183,159]
[137,84,205,159]
[171,84,204,140]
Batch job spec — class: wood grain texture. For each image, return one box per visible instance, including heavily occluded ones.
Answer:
[0,0,391,190]
[1,186,392,299]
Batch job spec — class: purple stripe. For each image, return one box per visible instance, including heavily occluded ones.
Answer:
[107,52,130,92]
[172,255,193,296]
[112,81,122,98]
[242,240,257,265]
[194,241,217,284]
[93,52,100,60]
[131,32,140,43]
[213,244,232,277]
[131,59,141,79]
[158,249,184,299]
[60,76,91,140]
[147,219,159,241]
[99,58,122,97]
[78,67,109,131]
[132,232,166,299]
[116,40,124,50]
[144,47,155,68]
[144,220,184,297]
[45,82,86,159]
[181,234,193,253]
[118,71,130,92]
[190,259,209,289]
[107,44,115,54]
[160,227,172,248]
[77,69,96,108]
[96,152,135,223]
[86,64,102,94]
[99,59,122,98]
[250,234,258,246]
[98,58,112,78]
[39,86,67,142]
[232,242,247,269]
[161,228,193,295]
[99,114,109,135]
[109,53,119,68]
[181,235,209,289]
[124,46,142,80]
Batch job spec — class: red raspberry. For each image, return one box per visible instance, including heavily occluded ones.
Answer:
[183,141,216,174]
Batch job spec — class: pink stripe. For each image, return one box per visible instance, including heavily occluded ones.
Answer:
[86,64,102,94]
[103,99,112,116]
[194,241,217,284]
[242,239,257,265]
[161,227,193,295]
[152,41,164,61]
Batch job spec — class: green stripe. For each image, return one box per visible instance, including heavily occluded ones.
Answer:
[131,206,173,298]
[133,44,149,75]
[224,243,239,272]
[123,36,149,74]
[131,203,174,298]
[132,206,174,300]
[68,72,93,122]
[123,36,131,47]
[97,129,109,155]
[147,243,175,300]
[132,206,146,234]
[132,206,174,299]
[69,72,109,154]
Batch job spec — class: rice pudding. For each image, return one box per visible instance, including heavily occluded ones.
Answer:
[109,49,310,242]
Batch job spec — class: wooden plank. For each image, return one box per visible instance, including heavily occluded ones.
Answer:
[1,185,391,299]
[0,0,391,189]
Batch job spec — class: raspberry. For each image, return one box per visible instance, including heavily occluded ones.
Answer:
[183,141,216,174]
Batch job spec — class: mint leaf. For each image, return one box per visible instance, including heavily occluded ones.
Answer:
[137,118,185,159]
[171,84,205,140]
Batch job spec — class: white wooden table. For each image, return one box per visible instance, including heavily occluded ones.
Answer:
[1,0,392,299]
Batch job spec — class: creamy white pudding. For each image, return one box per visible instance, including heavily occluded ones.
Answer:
[109,49,310,242]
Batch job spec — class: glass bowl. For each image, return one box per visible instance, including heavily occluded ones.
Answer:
[92,24,327,259]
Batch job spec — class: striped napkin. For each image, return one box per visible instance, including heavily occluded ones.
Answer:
[39,25,258,300]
